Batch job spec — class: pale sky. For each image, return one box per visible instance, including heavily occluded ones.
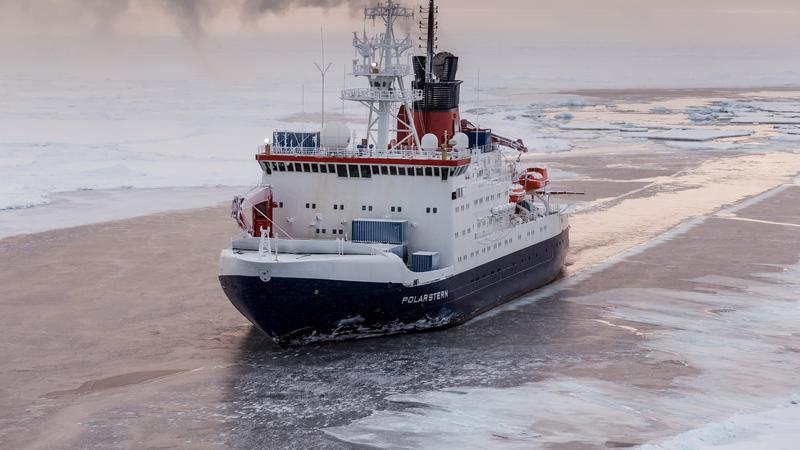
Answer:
[2,0,799,87]
[2,0,799,44]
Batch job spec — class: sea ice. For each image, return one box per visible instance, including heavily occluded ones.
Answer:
[553,112,573,121]
[663,141,743,151]
[640,129,752,142]
[649,106,672,114]
[640,398,800,450]
[731,113,800,125]
[558,122,622,131]
[747,101,800,114]
[526,137,573,153]
[774,125,800,135]
[325,262,800,449]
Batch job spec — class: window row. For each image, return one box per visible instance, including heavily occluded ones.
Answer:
[455,203,471,213]
[315,228,345,235]
[264,161,467,179]
[459,237,565,272]
[454,227,472,238]
[457,236,518,261]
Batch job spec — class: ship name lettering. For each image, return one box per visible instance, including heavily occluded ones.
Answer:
[401,290,449,304]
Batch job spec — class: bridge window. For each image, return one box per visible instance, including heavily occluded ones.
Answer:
[320,164,328,173]
[336,164,347,177]
[407,167,415,176]
[398,167,406,175]
[348,164,360,177]
[303,163,311,172]
[389,166,397,175]
[311,164,319,173]
[433,167,440,177]
[287,163,295,172]
[416,167,424,176]
[328,164,336,173]
[360,165,371,178]
[372,165,380,174]
[381,166,389,175]
[425,167,433,176]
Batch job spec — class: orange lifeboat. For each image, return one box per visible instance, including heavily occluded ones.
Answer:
[509,185,526,203]
[516,167,549,192]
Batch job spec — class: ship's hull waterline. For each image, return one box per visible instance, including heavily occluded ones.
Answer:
[219,229,569,345]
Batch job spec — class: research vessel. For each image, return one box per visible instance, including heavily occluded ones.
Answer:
[219,0,571,344]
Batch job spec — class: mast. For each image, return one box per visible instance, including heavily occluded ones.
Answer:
[341,0,421,150]
[425,0,435,83]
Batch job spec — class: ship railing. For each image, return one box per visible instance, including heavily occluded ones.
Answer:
[352,63,411,77]
[259,143,497,161]
[341,87,423,102]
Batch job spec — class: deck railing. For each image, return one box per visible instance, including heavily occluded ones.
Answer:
[352,63,411,77]
[258,144,497,161]
[340,87,423,102]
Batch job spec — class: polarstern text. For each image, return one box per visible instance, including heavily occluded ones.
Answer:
[402,290,449,304]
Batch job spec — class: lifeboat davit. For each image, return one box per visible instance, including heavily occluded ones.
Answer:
[231,185,275,237]
[516,167,549,192]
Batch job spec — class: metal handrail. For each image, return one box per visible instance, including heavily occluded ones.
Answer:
[341,87,423,102]
[258,144,497,161]
[352,63,411,76]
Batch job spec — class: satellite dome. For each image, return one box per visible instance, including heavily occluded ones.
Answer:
[421,133,439,151]
[449,132,469,150]
[320,123,350,148]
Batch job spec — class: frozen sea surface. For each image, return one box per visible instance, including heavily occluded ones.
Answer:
[2,85,800,449]
[323,264,800,449]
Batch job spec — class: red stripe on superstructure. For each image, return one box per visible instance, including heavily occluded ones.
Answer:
[255,154,471,167]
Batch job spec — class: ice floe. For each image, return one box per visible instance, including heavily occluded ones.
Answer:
[640,398,800,450]
[640,129,752,142]
[730,113,800,125]
[649,106,672,114]
[526,137,574,153]
[553,112,573,121]
[663,141,743,151]
[559,121,623,131]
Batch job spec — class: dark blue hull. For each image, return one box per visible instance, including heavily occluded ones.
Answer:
[219,228,569,345]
